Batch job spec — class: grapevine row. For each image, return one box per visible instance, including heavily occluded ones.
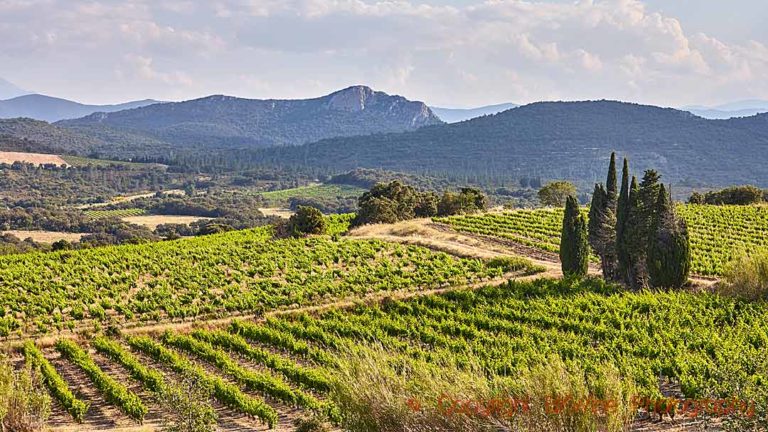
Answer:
[127,335,278,427]
[55,339,147,422]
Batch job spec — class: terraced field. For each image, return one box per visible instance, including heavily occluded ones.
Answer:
[435,204,768,276]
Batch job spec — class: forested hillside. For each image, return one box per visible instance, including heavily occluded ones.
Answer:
[58,86,442,155]
[251,100,768,187]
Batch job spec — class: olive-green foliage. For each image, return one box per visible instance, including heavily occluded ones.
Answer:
[560,196,589,277]
[437,188,487,217]
[696,185,765,205]
[288,206,327,237]
[538,181,577,207]
[647,185,691,289]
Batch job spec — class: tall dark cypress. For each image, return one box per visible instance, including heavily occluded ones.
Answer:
[648,185,691,288]
[588,183,606,251]
[561,195,589,277]
[625,176,647,289]
[606,152,618,204]
[615,158,631,284]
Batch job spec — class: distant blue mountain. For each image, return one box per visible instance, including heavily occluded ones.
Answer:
[0,94,162,122]
[430,103,518,123]
[683,100,768,119]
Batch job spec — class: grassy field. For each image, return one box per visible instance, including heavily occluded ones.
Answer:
[1,230,84,243]
[0,151,68,166]
[120,215,209,230]
[436,204,768,276]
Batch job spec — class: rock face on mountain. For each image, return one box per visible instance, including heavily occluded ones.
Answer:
[59,86,441,152]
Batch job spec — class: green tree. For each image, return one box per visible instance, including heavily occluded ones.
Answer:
[647,185,691,288]
[414,192,439,217]
[287,206,327,237]
[538,181,577,207]
[588,183,618,281]
[615,158,631,284]
[560,195,589,277]
[606,152,618,202]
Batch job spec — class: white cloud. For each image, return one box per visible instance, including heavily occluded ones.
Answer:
[0,0,765,106]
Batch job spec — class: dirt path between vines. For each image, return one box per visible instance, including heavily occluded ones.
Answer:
[349,218,718,289]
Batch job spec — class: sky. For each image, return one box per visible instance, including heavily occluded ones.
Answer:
[0,0,766,107]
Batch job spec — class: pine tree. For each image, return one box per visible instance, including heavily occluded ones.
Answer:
[615,158,631,283]
[561,195,589,277]
[648,185,691,288]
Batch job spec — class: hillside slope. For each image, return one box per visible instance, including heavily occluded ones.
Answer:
[59,86,442,152]
[0,94,160,122]
[251,100,768,187]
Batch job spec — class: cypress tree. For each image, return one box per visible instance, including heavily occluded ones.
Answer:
[561,195,589,277]
[615,158,631,283]
[624,176,647,289]
[588,183,606,251]
[606,152,618,203]
[648,185,691,288]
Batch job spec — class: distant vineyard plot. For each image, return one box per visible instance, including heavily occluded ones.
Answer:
[436,204,768,276]
[84,208,147,219]
[260,184,365,205]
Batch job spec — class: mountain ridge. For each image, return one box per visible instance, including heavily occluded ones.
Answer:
[59,85,442,154]
[248,99,768,187]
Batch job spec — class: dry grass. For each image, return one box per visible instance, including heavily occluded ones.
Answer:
[121,215,210,230]
[0,151,68,166]
[349,219,511,260]
[259,208,295,219]
[2,230,84,243]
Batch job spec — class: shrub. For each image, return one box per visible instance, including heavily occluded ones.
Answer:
[288,206,327,237]
[701,185,764,205]
[717,249,768,300]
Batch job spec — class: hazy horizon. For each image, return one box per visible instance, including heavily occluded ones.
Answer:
[1,0,766,108]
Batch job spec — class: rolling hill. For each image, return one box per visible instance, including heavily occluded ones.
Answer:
[250,100,768,187]
[0,94,161,122]
[59,86,442,152]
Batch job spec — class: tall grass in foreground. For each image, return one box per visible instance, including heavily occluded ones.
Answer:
[329,346,635,432]
[0,354,52,432]
[718,249,768,300]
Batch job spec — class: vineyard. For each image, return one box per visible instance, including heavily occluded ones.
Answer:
[0,226,538,337]
[11,277,768,430]
[84,208,147,219]
[435,204,768,276]
[259,184,365,206]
